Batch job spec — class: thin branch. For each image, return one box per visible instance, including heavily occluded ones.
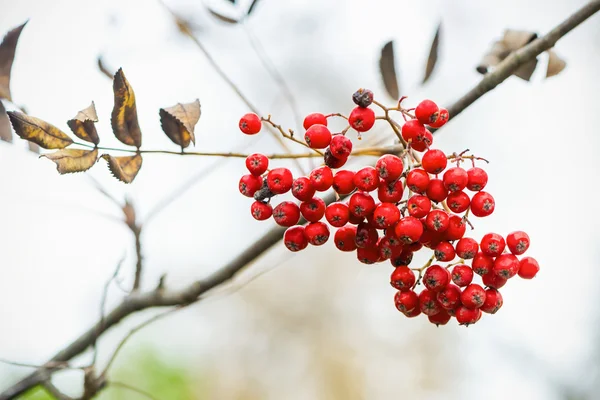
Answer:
[42,381,74,400]
[108,381,160,400]
[132,226,143,291]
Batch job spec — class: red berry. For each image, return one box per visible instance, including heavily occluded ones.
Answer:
[507,231,530,255]
[394,216,423,244]
[300,197,326,222]
[378,236,403,260]
[445,216,466,241]
[426,179,448,203]
[390,248,414,267]
[518,256,540,279]
[434,241,456,262]
[403,307,422,318]
[472,252,494,276]
[428,310,451,326]
[443,167,468,192]
[250,201,272,221]
[330,134,353,158]
[480,233,506,257]
[481,288,503,314]
[420,228,444,249]
[357,245,380,264]
[331,170,355,195]
[415,99,440,125]
[376,155,404,182]
[467,167,488,191]
[334,226,357,252]
[482,272,507,289]
[411,129,433,152]
[422,149,447,175]
[273,201,301,227]
[309,166,334,191]
[394,290,419,313]
[349,192,376,218]
[437,284,461,310]
[377,178,404,203]
[406,169,430,194]
[373,203,401,229]
[353,166,380,192]
[419,289,442,316]
[355,222,379,248]
[470,191,495,217]
[283,226,308,252]
[325,203,350,227]
[239,113,262,135]
[451,265,474,287]
[391,266,416,291]
[423,265,450,292]
[291,177,316,201]
[267,168,293,194]
[348,212,365,225]
[456,306,480,326]
[407,195,432,218]
[446,191,470,213]
[425,210,450,233]
[304,222,330,246]
[401,119,426,143]
[323,148,347,169]
[245,153,269,176]
[303,113,327,130]
[304,124,332,149]
[460,284,486,309]
[239,174,263,197]
[455,238,479,259]
[493,254,520,279]
[349,106,375,132]
[429,108,449,128]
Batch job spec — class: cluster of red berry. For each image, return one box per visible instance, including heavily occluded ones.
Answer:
[238,89,539,326]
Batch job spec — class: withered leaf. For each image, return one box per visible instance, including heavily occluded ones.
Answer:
[0,101,11,142]
[97,56,114,80]
[379,40,399,100]
[423,23,441,84]
[248,0,261,15]
[111,68,142,148]
[101,153,143,184]
[207,8,239,24]
[513,58,538,81]
[477,29,539,79]
[502,29,537,51]
[7,111,73,149]
[27,141,40,154]
[159,99,201,149]
[67,102,99,145]
[0,21,27,101]
[41,148,98,174]
[546,50,566,78]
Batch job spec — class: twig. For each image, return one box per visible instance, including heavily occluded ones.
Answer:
[42,381,74,400]
[108,381,160,400]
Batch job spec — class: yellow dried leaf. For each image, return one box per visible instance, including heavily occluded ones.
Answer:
[7,111,73,149]
[67,102,99,144]
[379,40,399,100]
[546,50,566,78]
[0,21,27,101]
[111,68,142,148]
[159,99,201,149]
[0,101,11,142]
[101,153,143,184]
[41,148,98,174]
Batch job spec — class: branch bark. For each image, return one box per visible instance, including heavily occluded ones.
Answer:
[2,2,599,398]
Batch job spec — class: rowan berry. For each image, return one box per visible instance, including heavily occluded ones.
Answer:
[435,241,456,262]
[323,148,347,169]
[352,88,374,108]
[493,253,520,279]
[239,113,262,134]
[250,201,272,221]
[376,154,404,182]
[423,265,450,292]
[357,245,380,264]
[480,233,506,257]
[325,203,350,227]
[461,284,486,309]
[429,108,449,128]
[273,201,301,227]
[239,174,263,197]
[283,226,308,252]
[507,231,530,255]
[425,210,450,233]
[309,166,334,191]
[349,192,376,218]
[267,168,293,194]
[437,284,461,310]
[394,216,423,244]
[481,288,503,314]
[391,249,414,267]
[305,222,330,246]
[466,167,488,191]
[443,167,468,192]
[355,222,379,248]
[395,290,419,313]
[391,266,416,291]
[300,197,326,222]
[349,106,375,132]
[377,178,404,203]
[304,124,332,149]
[445,215,466,241]
[426,179,448,203]
[291,177,316,201]
[353,166,380,192]
[303,113,327,130]
[401,119,426,143]
[419,289,442,316]
[329,135,353,158]
[415,100,439,125]
[428,310,451,326]
[334,226,357,252]
[456,306,480,326]
[446,191,470,213]
[404,307,422,318]
[518,256,539,279]
[470,191,495,217]
[455,237,479,259]
[451,264,474,287]
[406,169,430,194]
[422,149,447,175]
[472,252,494,276]
[411,129,433,152]
[482,271,507,289]
[245,153,269,176]
[378,236,403,260]
[407,195,432,218]
[373,203,401,229]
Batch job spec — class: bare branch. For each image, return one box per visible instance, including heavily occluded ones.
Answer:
[108,381,161,400]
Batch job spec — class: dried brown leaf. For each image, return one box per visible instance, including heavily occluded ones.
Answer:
[101,153,143,184]
[546,50,566,78]
[41,148,98,174]
[207,8,239,24]
[423,23,441,84]
[513,58,538,81]
[0,21,27,101]
[477,30,538,79]
[159,99,201,149]
[67,102,100,145]
[7,111,73,149]
[0,101,11,142]
[379,40,399,100]
[111,68,142,148]
[476,41,510,74]
[502,29,537,51]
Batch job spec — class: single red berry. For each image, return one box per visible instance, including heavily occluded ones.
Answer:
[411,129,433,152]
[291,177,316,201]
[425,210,450,233]
[245,153,269,176]
[309,166,334,191]
[403,306,422,318]
[482,272,507,289]
[443,167,468,192]
[376,155,404,182]
[426,179,448,203]
[423,265,450,292]
[377,178,404,203]
[422,149,447,175]
[352,88,374,108]
[460,284,486,309]
[349,192,376,218]
[390,248,414,267]
[250,201,272,221]
[353,166,380,192]
[394,290,419,313]
[451,265,474,287]
[419,289,442,316]
[348,212,365,225]
[349,106,376,132]
[357,245,381,264]
[355,222,379,248]
[329,135,353,159]
[415,99,439,125]
[466,167,488,191]
[305,222,330,246]
[394,216,423,244]
[446,191,470,213]
[331,170,355,195]
[304,124,332,149]
[507,231,530,255]
[273,201,301,227]
[283,226,308,252]
[407,195,432,218]
[472,252,494,276]
[434,241,456,262]
[406,169,430,194]
[325,203,350,227]
[267,168,293,195]
[518,256,540,279]
[401,119,426,143]
[437,284,461,310]
[239,174,263,197]
[445,216,466,241]
[300,197,326,222]
[378,236,403,260]
[493,254,520,279]
[456,306,480,326]
[323,148,347,169]
[480,288,503,314]
[428,310,451,326]
[480,233,506,257]
[419,228,444,249]
[429,108,449,128]
[334,225,358,252]
[239,113,262,135]
[373,203,401,229]
[391,266,416,291]
[470,191,495,217]
[303,113,327,130]
[455,238,479,259]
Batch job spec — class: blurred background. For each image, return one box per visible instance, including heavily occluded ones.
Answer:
[1,0,599,398]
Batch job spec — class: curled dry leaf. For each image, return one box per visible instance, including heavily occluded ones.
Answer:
[97,56,114,80]
[546,50,566,78]
[159,99,201,149]
[111,68,142,148]
[67,102,99,145]
[476,29,539,80]
[513,58,538,81]
[7,111,73,149]
[423,23,441,84]
[207,8,239,24]
[0,21,27,101]
[101,153,143,184]
[379,40,400,100]
[0,101,11,142]
[42,148,98,174]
